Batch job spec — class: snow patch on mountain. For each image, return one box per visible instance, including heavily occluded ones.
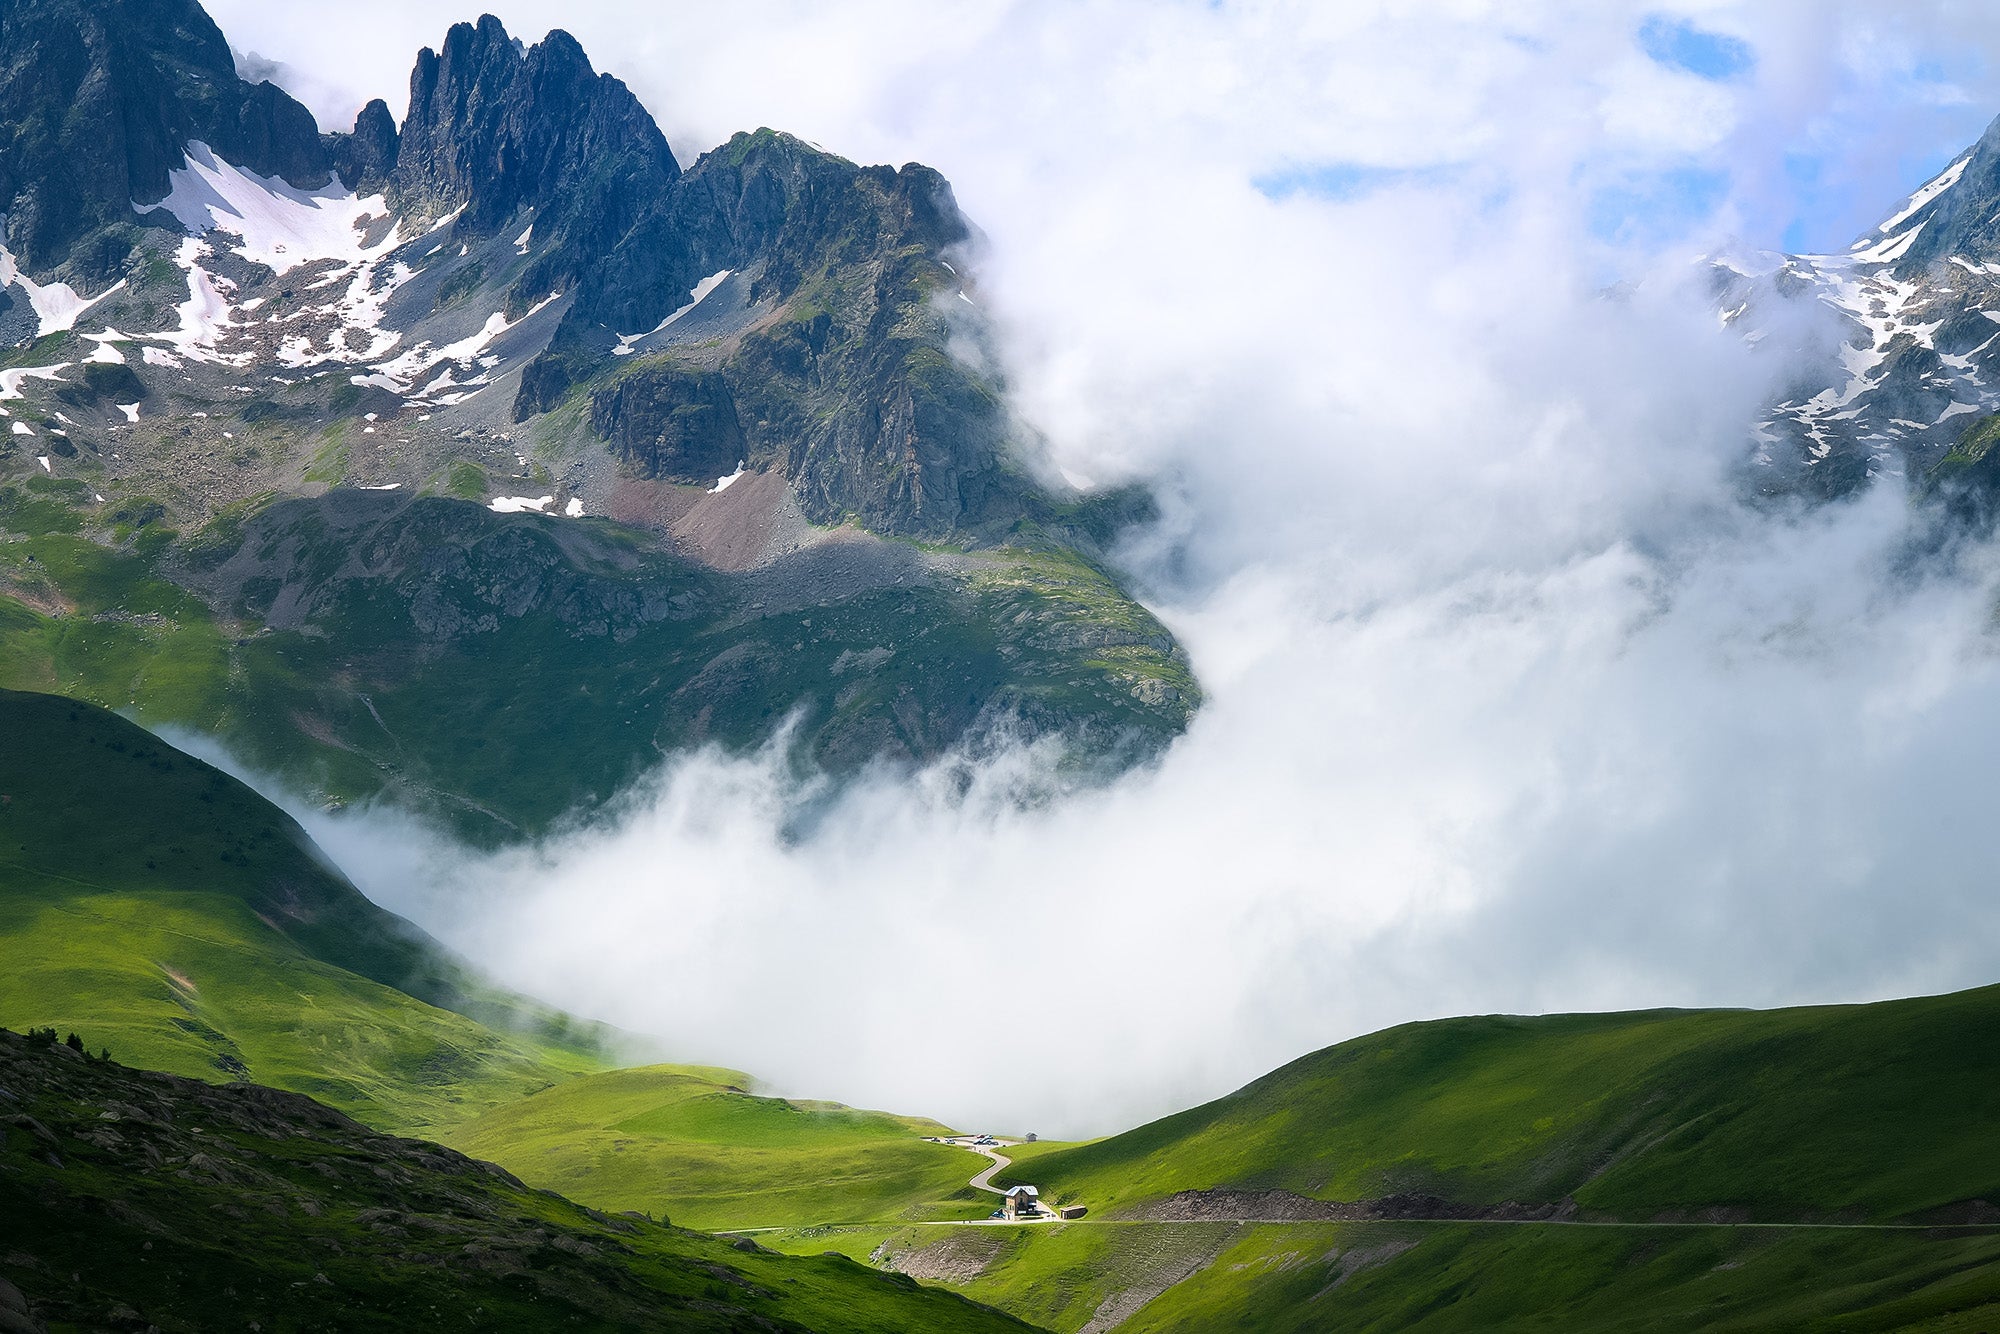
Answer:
[489,494,554,513]
[145,142,399,276]
[614,269,731,355]
[0,364,69,400]
[1871,156,1969,239]
[1851,222,1926,265]
[363,292,562,398]
[0,244,122,336]
[83,330,129,365]
[149,237,246,366]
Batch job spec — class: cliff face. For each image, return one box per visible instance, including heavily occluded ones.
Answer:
[391,17,688,311]
[0,0,327,279]
[591,365,746,482]
[562,129,1016,535]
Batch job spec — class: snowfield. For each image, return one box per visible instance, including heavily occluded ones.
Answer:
[145,142,399,276]
[0,243,122,337]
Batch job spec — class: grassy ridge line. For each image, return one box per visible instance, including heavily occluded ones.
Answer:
[0,683,610,1044]
[0,685,451,1001]
[1002,987,2000,1224]
[0,688,606,1134]
[453,1063,994,1231]
[0,876,595,1137]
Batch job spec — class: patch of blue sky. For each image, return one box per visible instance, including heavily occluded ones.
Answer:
[1778,141,1977,255]
[1637,15,1754,82]
[1254,161,1457,202]
[1589,166,1731,247]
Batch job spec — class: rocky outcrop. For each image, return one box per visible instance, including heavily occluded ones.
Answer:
[526,128,1020,535]
[0,0,328,280]
[681,132,1020,536]
[328,97,399,193]
[391,15,693,323]
[592,364,745,482]
[676,129,970,303]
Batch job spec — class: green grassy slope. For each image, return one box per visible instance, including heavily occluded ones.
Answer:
[1004,990,2000,1223]
[1116,1220,2000,1334]
[454,1063,991,1230]
[4,684,462,1000]
[0,480,1195,843]
[0,689,600,1134]
[0,1028,1037,1334]
[761,1220,2000,1334]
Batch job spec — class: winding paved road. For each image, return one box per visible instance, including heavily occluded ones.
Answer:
[935,1136,1067,1222]
[962,1142,1012,1195]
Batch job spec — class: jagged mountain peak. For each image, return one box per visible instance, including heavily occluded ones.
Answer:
[0,0,1196,833]
[1703,115,2000,500]
[0,0,327,279]
[0,0,1087,549]
[394,12,678,233]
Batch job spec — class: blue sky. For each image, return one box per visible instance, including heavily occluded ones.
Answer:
[1245,9,1995,258]
[1598,13,1990,254]
[1637,14,1755,81]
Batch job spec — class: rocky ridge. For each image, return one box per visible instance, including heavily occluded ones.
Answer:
[0,2,1033,540]
[0,0,1198,827]
[1717,110,2000,502]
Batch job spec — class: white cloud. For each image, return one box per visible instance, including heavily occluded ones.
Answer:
[181,2,2000,1135]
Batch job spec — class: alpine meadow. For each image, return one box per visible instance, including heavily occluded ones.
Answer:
[3,2,2000,1330]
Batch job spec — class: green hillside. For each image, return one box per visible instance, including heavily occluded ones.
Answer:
[0,688,602,1134]
[1003,990,2000,1223]
[0,688,989,1226]
[454,1063,989,1230]
[763,1219,2000,1334]
[0,1027,1034,1334]
[0,482,1195,844]
[765,989,2000,1332]
[9,681,1996,1333]
[1112,1220,2000,1334]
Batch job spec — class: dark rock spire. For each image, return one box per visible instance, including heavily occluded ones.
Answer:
[391,14,679,230]
[329,98,400,193]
